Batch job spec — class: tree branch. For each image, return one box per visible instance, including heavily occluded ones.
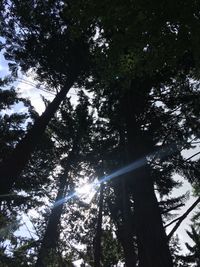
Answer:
[167,196,200,240]
[186,151,200,161]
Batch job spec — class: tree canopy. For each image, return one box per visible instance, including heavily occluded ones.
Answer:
[0,0,200,266]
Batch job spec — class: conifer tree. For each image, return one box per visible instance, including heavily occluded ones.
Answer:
[183,226,200,267]
[36,91,94,266]
[1,1,200,266]
[0,0,93,194]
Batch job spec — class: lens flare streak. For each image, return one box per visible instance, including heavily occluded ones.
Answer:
[53,143,176,209]
[53,157,146,208]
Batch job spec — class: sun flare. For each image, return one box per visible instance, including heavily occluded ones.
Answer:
[75,183,94,197]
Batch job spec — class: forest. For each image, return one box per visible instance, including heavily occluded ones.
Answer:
[0,0,200,266]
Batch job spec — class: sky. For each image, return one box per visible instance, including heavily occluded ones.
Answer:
[0,48,200,263]
[0,50,9,77]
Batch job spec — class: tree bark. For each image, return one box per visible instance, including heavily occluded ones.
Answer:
[0,76,75,195]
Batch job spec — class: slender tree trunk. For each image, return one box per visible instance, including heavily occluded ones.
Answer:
[110,181,137,267]
[94,184,104,267]
[35,138,80,267]
[0,76,75,195]
[35,174,68,267]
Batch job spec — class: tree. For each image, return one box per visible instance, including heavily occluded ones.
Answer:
[169,235,189,267]
[0,78,60,266]
[1,1,200,266]
[183,226,200,267]
[0,0,93,195]
[0,76,56,200]
[90,70,200,267]
[36,91,94,266]
[84,1,200,264]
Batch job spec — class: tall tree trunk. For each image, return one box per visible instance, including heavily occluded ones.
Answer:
[35,174,68,267]
[126,128,173,266]
[94,184,104,267]
[0,76,75,195]
[132,164,173,267]
[123,86,173,267]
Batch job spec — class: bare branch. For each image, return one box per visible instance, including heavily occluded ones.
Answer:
[186,151,200,161]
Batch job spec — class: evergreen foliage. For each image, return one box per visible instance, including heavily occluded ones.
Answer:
[0,1,200,266]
